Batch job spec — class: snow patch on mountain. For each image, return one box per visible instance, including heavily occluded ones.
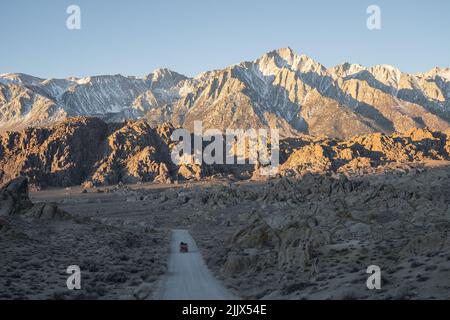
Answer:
[1,48,449,137]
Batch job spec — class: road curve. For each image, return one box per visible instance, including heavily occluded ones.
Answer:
[158,229,237,300]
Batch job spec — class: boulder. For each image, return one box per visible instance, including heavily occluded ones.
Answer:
[222,254,258,276]
[276,218,323,268]
[0,177,70,220]
[228,219,279,249]
[0,177,33,216]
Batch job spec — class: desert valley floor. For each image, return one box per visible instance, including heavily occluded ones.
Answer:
[1,161,450,300]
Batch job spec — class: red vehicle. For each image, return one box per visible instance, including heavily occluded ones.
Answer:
[179,242,188,253]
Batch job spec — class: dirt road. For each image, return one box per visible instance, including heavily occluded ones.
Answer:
[158,229,237,300]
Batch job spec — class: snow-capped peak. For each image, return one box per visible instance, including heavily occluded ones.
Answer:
[274,47,296,63]
[76,76,92,85]
[256,47,326,76]
[328,62,366,78]
[417,67,450,80]
[1,48,449,136]
[0,73,44,86]
[296,54,326,74]
[146,68,188,90]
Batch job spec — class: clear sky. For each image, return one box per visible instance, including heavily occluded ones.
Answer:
[0,0,449,78]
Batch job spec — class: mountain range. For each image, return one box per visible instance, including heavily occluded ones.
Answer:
[1,47,450,138]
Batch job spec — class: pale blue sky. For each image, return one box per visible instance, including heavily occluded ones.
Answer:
[0,0,449,78]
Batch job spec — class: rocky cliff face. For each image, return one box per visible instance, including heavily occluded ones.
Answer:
[0,117,108,188]
[0,117,174,189]
[86,120,173,186]
[280,128,450,177]
[1,117,450,189]
[1,48,450,138]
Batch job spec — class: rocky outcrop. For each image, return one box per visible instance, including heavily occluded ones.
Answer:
[228,217,279,249]
[281,144,333,174]
[154,163,172,184]
[191,164,450,299]
[0,117,174,188]
[276,218,324,268]
[24,202,71,220]
[1,117,450,189]
[0,177,69,220]
[87,120,172,186]
[280,128,450,177]
[225,210,326,271]
[177,163,202,181]
[0,117,108,188]
[0,177,33,216]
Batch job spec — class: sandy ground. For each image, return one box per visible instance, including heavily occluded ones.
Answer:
[2,163,450,300]
[0,216,168,299]
[1,184,171,300]
[156,229,237,300]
